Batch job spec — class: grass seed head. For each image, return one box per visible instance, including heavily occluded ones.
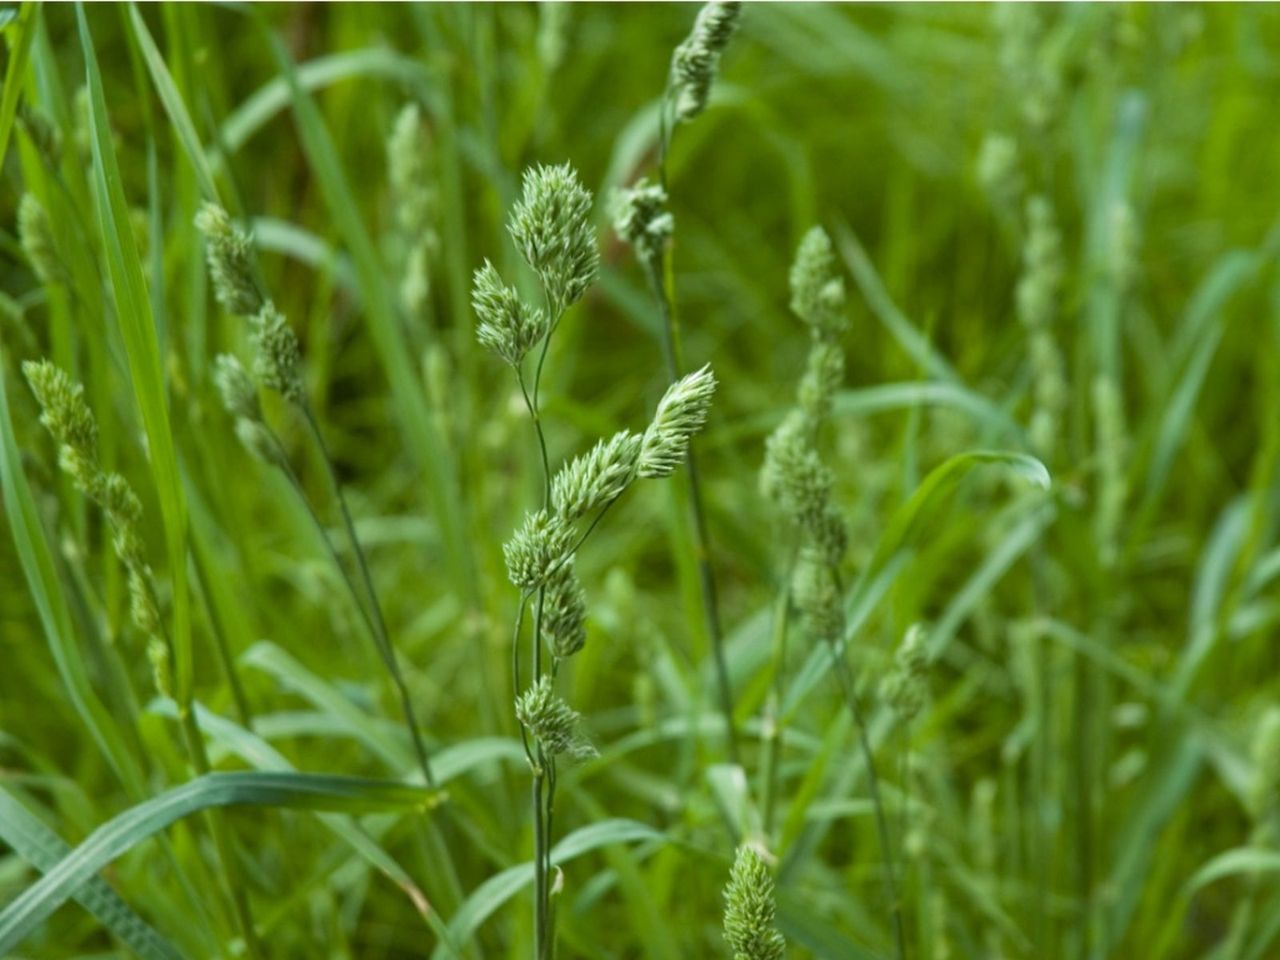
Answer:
[250,303,304,404]
[611,178,674,265]
[18,193,61,286]
[473,260,549,366]
[552,430,642,521]
[672,2,743,122]
[213,354,262,422]
[507,163,599,314]
[638,364,717,479]
[194,202,263,317]
[504,509,575,591]
[723,845,785,960]
[789,226,846,337]
[542,559,588,659]
[516,676,595,759]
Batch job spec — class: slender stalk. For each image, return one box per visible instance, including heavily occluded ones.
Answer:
[759,574,793,840]
[152,580,263,960]
[190,543,253,729]
[825,631,906,960]
[641,252,739,764]
[300,402,436,789]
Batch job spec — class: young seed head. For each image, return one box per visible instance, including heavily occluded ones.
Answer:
[99,472,146,570]
[515,676,595,759]
[542,559,588,659]
[671,2,743,122]
[551,430,642,521]
[723,845,785,960]
[789,226,846,336]
[507,163,599,313]
[23,360,97,471]
[213,354,262,422]
[18,193,61,286]
[472,261,549,366]
[388,103,434,236]
[638,364,717,479]
[194,202,263,316]
[881,624,929,721]
[611,179,674,265]
[250,303,304,404]
[797,341,846,423]
[503,509,575,591]
[792,551,844,645]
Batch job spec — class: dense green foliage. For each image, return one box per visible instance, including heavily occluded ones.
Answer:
[3,3,1280,958]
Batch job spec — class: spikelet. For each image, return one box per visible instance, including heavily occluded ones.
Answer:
[542,558,588,659]
[24,361,171,690]
[788,226,846,337]
[638,364,717,479]
[977,133,1024,215]
[671,2,743,123]
[503,509,575,591]
[250,303,304,404]
[472,261,549,366]
[722,845,785,960]
[516,676,595,759]
[791,551,844,645]
[507,163,599,314]
[18,193,62,286]
[213,354,262,422]
[1018,195,1067,459]
[194,202,263,317]
[551,430,642,521]
[880,624,929,721]
[611,178,674,265]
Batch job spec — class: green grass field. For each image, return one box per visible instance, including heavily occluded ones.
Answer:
[3,3,1280,958]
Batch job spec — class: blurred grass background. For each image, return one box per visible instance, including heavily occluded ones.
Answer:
[3,3,1280,958]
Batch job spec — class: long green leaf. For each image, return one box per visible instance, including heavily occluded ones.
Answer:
[0,352,144,795]
[0,771,440,954]
[126,2,218,200]
[0,787,185,960]
[0,3,36,173]
[76,4,193,707]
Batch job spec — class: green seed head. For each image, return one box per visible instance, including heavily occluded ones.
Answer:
[638,364,717,479]
[23,360,98,469]
[213,354,262,422]
[881,624,929,721]
[473,261,549,366]
[542,559,588,659]
[611,178,674,265]
[792,551,844,644]
[515,676,595,759]
[671,2,743,122]
[100,472,146,570]
[507,163,599,314]
[503,509,575,591]
[250,303,304,404]
[195,202,263,317]
[18,193,61,286]
[789,226,846,336]
[552,430,642,521]
[723,845,785,960]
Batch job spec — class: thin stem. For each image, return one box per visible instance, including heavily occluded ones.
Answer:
[641,251,739,765]
[151,579,263,960]
[759,570,794,840]
[824,630,906,960]
[300,403,436,789]
[517,370,553,512]
[190,543,253,729]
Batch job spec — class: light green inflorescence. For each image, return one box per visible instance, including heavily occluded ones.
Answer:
[761,226,851,647]
[23,360,172,695]
[671,2,743,123]
[723,845,785,960]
